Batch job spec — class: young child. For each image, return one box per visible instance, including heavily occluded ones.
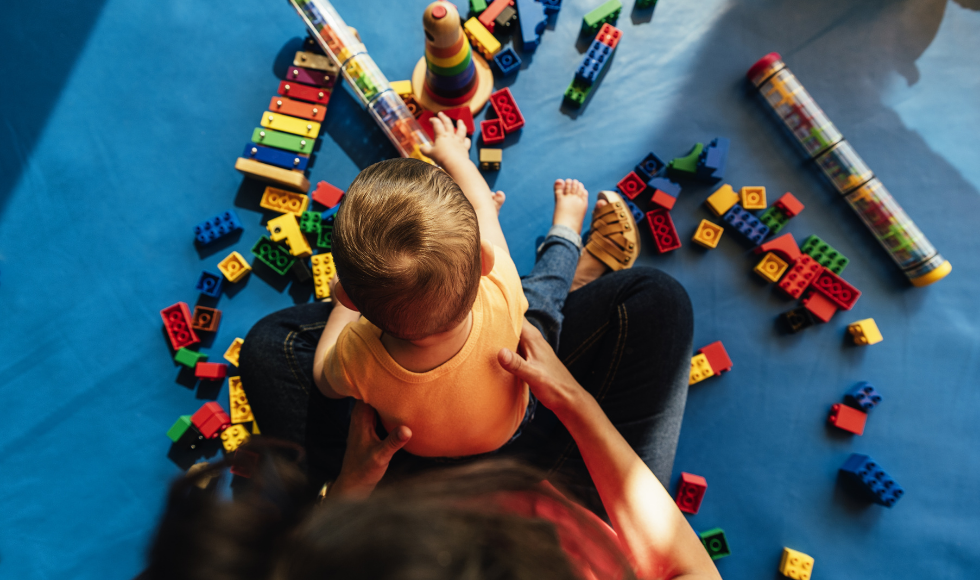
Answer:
[312,113,591,458]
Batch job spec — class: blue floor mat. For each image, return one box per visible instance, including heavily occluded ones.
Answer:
[1,0,978,578]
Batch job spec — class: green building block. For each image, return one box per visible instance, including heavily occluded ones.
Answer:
[699,528,731,561]
[299,210,322,235]
[582,0,622,35]
[316,225,333,250]
[167,415,193,442]
[668,143,704,177]
[470,0,488,14]
[635,0,658,8]
[251,236,297,275]
[801,234,849,274]
[174,348,208,368]
[759,206,790,235]
[251,127,315,154]
[563,79,593,109]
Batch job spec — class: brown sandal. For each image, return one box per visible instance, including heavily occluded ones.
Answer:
[584,190,640,270]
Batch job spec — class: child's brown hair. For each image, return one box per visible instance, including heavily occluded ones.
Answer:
[333,158,482,340]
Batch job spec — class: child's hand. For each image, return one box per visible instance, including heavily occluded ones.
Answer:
[419,112,471,167]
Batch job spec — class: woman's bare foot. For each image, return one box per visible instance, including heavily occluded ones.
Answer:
[552,179,590,234]
[570,198,610,292]
[492,190,506,214]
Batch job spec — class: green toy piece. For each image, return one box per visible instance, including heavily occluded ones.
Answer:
[251,127,315,154]
[174,348,208,368]
[470,0,488,15]
[563,79,592,108]
[251,236,297,276]
[634,0,657,8]
[801,234,849,274]
[166,415,193,442]
[759,206,790,235]
[699,528,731,560]
[299,210,322,235]
[582,0,622,36]
[668,143,704,177]
[316,225,333,250]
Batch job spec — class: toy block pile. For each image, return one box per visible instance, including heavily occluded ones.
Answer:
[469,0,554,56]
[563,23,622,109]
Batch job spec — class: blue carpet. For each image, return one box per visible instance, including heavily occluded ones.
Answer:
[1,0,978,578]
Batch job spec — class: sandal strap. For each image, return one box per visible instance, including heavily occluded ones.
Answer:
[585,195,640,271]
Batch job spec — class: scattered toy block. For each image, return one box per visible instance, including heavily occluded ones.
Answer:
[779,547,814,580]
[754,252,789,283]
[191,402,231,439]
[635,0,657,7]
[463,17,502,59]
[493,46,522,76]
[539,0,562,14]
[495,5,518,33]
[167,415,203,450]
[514,0,548,51]
[191,306,221,332]
[623,197,645,225]
[647,175,681,197]
[839,453,904,507]
[650,190,676,210]
[243,143,310,170]
[562,78,592,109]
[754,233,801,264]
[490,88,525,133]
[311,180,344,208]
[781,306,815,333]
[260,186,308,216]
[800,234,849,274]
[668,143,704,178]
[699,528,731,560]
[401,93,423,119]
[695,137,729,181]
[311,253,336,300]
[801,289,838,323]
[251,236,297,276]
[195,270,223,298]
[315,224,333,250]
[575,37,615,87]
[218,251,252,283]
[722,203,769,244]
[292,259,312,282]
[194,210,243,245]
[704,184,739,217]
[740,186,767,210]
[292,51,340,76]
[582,0,622,36]
[759,206,790,236]
[479,148,502,171]
[480,118,506,144]
[267,213,313,258]
[828,403,867,435]
[221,424,251,454]
[235,157,311,192]
[174,348,207,369]
[646,209,681,253]
[634,151,665,181]
[277,80,331,104]
[848,318,882,345]
[195,362,228,381]
[676,472,707,514]
[470,0,489,15]
[389,79,413,96]
[616,171,647,200]
[161,302,200,350]
[810,269,860,310]
[595,22,622,48]
[252,421,261,435]
[479,0,512,32]
[692,219,723,249]
[697,341,732,374]
[224,337,245,367]
[776,255,822,299]
[228,375,254,424]
[444,106,476,135]
[775,192,804,217]
[689,353,714,385]
[299,210,322,235]
[845,382,882,412]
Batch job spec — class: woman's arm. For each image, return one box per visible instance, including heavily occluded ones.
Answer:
[498,320,720,580]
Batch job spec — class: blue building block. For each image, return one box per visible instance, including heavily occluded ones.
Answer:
[647,176,681,197]
[322,202,341,222]
[194,210,243,245]
[839,453,904,507]
[537,0,562,14]
[722,203,770,244]
[515,0,548,52]
[575,39,613,87]
[493,47,522,76]
[241,143,309,171]
[696,137,729,182]
[196,271,223,298]
[623,197,645,225]
[635,152,666,181]
[845,381,883,412]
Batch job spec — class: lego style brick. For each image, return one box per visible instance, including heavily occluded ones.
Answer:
[848,318,883,345]
[311,180,344,208]
[464,17,502,59]
[299,210,322,235]
[480,118,505,144]
[315,224,333,250]
[646,209,681,253]
[777,255,822,299]
[260,111,321,138]
[191,306,221,333]
[389,79,413,96]
[722,203,770,244]
[401,93,423,119]
[495,6,519,33]
[754,232,801,263]
[251,236,297,276]
[635,0,657,8]
[563,78,592,109]
[801,289,838,323]
[689,353,714,385]
[167,415,203,450]
[676,472,707,514]
[311,253,336,301]
[221,424,251,454]
[650,190,676,210]
[493,46,522,76]
[845,381,883,412]
[582,0,622,36]
[839,453,904,507]
[490,88,525,134]
[277,80,331,104]
[775,192,804,217]
[595,22,622,49]
[634,151,665,182]
[575,38,614,87]
[292,50,340,76]
[800,235,849,274]
[810,269,861,310]
[705,184,739,217]
[828,403,867,435]
[267,213,313,258]
[243,143,310,170]
[195,362,228,381]
[218,251,252,283]
[781,307,815,333]
[696,137,729,181]
[269,95,326,122]
[479,0,512,32]
[647,176,681,197]
[260,186,309,216]
[699,528,731,560]
[759,206,789,236]
[235,158,311,192]
[194,210,243,245]
[621,198,644,226]
[174,348,207,369]
[668,143,703,177]
[285,65,334,88]
[539,0,562,14]
[697,341,732,374]
[228,375,253,424]
[191,402,231,439]
[252,421,261,435]
[740,186,767,210]
[440,106,477,135]
[479,148,502,171]
[196,270,223,298]
[161,302,200,351]
[616,171,647,200]
[514,0,548,51]
[223,337,244,367]
[779,547,814,580]
[692,219,724,249]
[754,252,789,283]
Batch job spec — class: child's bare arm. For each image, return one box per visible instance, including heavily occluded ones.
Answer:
[421,112,509,255]
[313,294,361,399]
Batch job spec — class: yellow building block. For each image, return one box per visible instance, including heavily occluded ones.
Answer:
[740,186,767,210]
[690,353,715,385]
[479,148,502,171]
[218,251,252,283]
[235,157,310,192]
[390,79,413,96]
[779,547,814,580]
[260,111,321,138]
[252,421,261,435]
[223,337,244,367]
[705,184,739,217]
[266,213,312,258]
[848,318,883,345]
[754,252,789,283]
[221,424,250,454]
[693,219,724,249]
[311,253,336,300]
[463,17,501,59]
[260,186,309,216]
[228,376,254,424]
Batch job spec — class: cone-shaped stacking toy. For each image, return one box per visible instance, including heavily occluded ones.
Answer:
[412,1,492,114]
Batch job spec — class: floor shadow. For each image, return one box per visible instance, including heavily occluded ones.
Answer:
[322,86,400,169]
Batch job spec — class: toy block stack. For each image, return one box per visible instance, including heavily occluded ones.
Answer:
[689,341,732,385]
[564,23,622,109]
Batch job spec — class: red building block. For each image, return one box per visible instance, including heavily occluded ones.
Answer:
[479,0,514,32]
[775,192,804,217]
[191,402,231,439]
[811,269,861,310]
[828,403,867,435]
[311,180,344,208]
[195,362,228,381]
[480,118,505,144]
[161,302,200,351]
[777,255,823,299]
[754,232,801,263]
[650,190,676,210]
[801,289,838,323]
[595,23,622,49]
[697,341,732,374]
[191,306,221,332]
[616,171,647,200]
[443,106,475,136]
[490,88,525,134]
[675,472,707,514]
[646,209,681,253]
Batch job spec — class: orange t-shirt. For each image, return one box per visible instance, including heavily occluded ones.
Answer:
[321,245,529,457]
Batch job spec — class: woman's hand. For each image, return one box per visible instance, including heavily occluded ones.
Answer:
[329,402,412,499]
[497,319,586,418]
[419,112,471,168]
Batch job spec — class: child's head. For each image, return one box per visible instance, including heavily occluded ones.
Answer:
[333,158,482,341]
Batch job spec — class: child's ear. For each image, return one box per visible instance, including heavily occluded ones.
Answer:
[334,281,359,311]
[480,239,495,277]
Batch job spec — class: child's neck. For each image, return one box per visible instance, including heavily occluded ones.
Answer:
[380,312,473,373]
